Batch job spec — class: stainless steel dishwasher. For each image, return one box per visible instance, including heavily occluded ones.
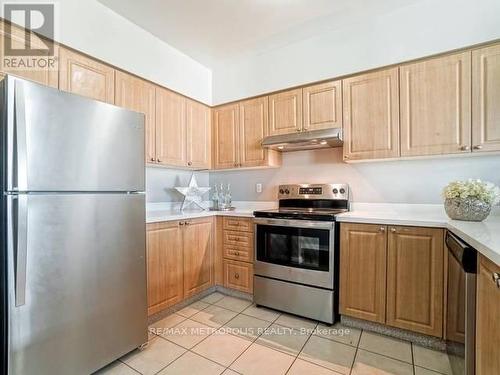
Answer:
[445,231,477,375]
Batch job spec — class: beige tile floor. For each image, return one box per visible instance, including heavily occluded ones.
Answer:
[95,293,456,375]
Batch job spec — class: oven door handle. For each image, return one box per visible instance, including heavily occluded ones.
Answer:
[254,217,334,230]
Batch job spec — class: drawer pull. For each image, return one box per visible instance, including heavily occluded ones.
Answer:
[234,251,240,256]
[229,236,244,242]
[234,273,240,280]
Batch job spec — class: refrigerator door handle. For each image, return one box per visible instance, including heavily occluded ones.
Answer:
[14,80,28,192]
[10,195,28,306]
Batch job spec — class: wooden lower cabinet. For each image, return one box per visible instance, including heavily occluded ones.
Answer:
[340,223,445,338]
[146,222,183,316]
[386,226,444,337]
[183,218,214,298]
[220,217,254,293]
[476,254,500,374]
[340,223,387,323]
[146,217,214,316]
[224,259,253,293]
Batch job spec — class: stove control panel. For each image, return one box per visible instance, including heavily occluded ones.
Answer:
[278,184,349,200]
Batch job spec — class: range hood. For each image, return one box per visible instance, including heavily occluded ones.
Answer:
[261,128,343,152]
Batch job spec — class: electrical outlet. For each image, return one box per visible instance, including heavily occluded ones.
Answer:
[256,183,263,193]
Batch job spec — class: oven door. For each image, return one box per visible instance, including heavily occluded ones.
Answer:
[254,218,335,289]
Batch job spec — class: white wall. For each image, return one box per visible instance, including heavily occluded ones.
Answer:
[146,167,209,203]
[209,150,500,204]
[5,0,212,104]
[212,0,500,104]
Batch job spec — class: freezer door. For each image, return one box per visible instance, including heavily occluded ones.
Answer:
[6,193,147,375]
[4,76,145,192]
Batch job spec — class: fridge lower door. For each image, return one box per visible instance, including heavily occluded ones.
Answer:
[6,193,147,375]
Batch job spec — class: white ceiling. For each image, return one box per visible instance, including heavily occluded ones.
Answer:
[98,0,421,67]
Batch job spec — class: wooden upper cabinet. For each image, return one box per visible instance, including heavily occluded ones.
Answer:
[472,44,500,153]
[386,226,444,337]
[343,68,400,161]
[186,99,211,169]
[155,87,186,166]
[400,52,471,157]
[115,71,156,163]
[269,88,303,135]
[59,46,115,103]
[183,218,213,298]
[213,104,240,169]
[303,81,342,131]
[146,222,183,316]
[340,223,387,323]
[0,21,58,88]
[476,255,500,374]
[239,97,269,168]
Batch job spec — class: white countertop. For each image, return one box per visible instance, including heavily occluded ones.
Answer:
[146,201,500,266]
[337,203,500,266]
[146,201,277,223]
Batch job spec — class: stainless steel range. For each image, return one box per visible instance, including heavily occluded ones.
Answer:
[253,183,349,324]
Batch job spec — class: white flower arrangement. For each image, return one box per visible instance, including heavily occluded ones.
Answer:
[443,179,500,206]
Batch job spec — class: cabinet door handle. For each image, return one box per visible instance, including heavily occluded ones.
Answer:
[187,161,192,166]
[179,222,184,226]
[473,145,483,150]
[184,221,190,226]
[150,157,155,162]
[493,272,500,288]
[460,145,470,151]
[157,158,161,163]
[234,273,240,280]
[379,227,385,232]
[390,228,396,233]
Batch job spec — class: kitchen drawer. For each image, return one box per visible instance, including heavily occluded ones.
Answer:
[224,245,253,262]
[223,230,254,249]
[223,217,254,233]
[223,260,253,293]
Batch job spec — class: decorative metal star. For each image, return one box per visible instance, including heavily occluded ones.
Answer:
[175,174,211,211]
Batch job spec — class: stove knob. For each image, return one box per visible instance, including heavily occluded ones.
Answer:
[332,188,339,194]
[339,188,346,194]
[279,189,285,194]
[285,189,290,195]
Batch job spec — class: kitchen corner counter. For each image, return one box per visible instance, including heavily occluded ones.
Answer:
[146,201,277,224]
[337,203,500,266]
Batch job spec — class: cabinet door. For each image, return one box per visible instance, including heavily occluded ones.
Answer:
[386,226,444,337]
[0,21,58,88]
[213,104,240,169]
[183,218,213,298]
[472,44,500,152]
[269,88,303,136]
[59,46,115,103]
[155,87,186,166]
[239,97,270,168]
[400,52,471,156]
[343,68,400,161]
[146,222,183,316]
[303,81,342,131]
[340,223,387,323]
[115,71,156,163]
[476,255,500,374]
[186,99,211,169]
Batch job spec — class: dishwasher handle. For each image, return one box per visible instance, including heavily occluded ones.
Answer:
[445,231,477,273]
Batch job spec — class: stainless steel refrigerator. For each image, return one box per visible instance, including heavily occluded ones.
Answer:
[1,76,148,374]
